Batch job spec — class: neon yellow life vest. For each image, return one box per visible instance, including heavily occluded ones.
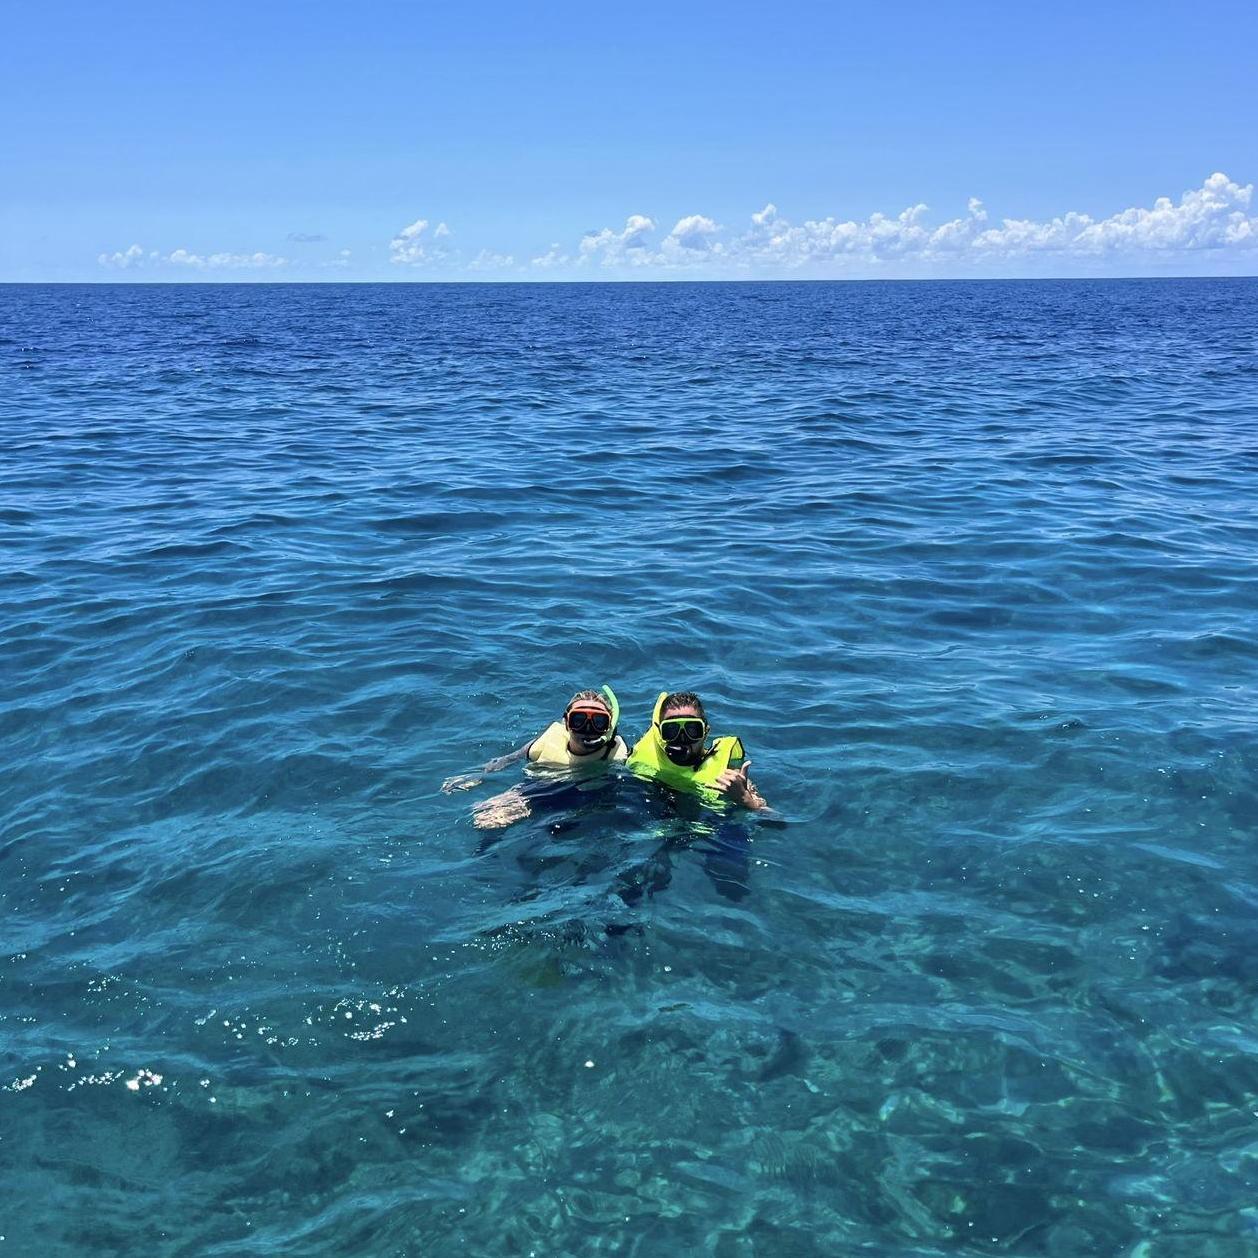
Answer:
[627,692,745,794]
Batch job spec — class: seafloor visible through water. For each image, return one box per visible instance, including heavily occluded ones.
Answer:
[2,279,1257,1256]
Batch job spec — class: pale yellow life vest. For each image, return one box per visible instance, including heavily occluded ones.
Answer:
[626,692,745,795]
[528,721,629,768]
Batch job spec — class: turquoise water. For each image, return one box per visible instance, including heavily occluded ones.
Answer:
[2,279,1258,1255]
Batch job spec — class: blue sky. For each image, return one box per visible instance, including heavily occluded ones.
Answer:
[3,0,1256,281]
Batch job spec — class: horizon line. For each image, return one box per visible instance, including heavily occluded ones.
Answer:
[3,274,1256,288]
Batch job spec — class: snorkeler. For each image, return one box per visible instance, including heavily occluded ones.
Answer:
[627,691,769,811]
[441,686,627,813]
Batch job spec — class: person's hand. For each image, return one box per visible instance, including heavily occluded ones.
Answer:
[473,788,532,830]
[713,761,766,810]
[441,773,483,793]
[483,755,517,773]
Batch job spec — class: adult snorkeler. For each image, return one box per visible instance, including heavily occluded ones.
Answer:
[627,691,769,812]
[442,687,627,826]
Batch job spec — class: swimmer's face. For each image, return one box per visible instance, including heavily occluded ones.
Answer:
[565,697,613,750]
[659,699,708,765]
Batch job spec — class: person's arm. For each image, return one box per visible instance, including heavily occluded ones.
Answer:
[483,740,534,774]
[713,760,770,812]
[441,738,535,793]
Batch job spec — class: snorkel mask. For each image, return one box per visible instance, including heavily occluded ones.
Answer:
[651,691,707,765]
[566,685,620,751]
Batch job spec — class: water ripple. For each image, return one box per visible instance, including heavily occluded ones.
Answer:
[2,279,1258,1255]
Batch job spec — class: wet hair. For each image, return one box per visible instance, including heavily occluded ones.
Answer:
[661,691,706,721]
[565,689,609,714]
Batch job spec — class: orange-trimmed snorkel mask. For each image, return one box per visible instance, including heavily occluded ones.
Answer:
[565,685,620,749]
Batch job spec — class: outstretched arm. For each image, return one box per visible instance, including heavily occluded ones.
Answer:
[713,760,770,812]
[482,741,533,774]
[441,739,534,793]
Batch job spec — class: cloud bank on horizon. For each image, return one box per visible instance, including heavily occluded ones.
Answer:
[99,245,290,271]
[99,173,1257,279]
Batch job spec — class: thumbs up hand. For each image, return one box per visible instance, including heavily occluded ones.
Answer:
[713,760,767,810]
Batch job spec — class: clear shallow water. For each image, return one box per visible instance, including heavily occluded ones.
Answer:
[2,278,1257,1256]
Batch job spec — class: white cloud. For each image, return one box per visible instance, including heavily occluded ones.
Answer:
[167,249,287,270]
[468,248,515,271]
[974,171,1255,254]
[579,214,657,266]
[98,244,146,268]
[741,201,954,267]
[318,248,353,271]
[557,174,1257,275]
[98,245,287,270]
[97,175,1258,282]
[389,218,430,264]
[531,244,570,270]
[389,218,453,265]
[743,174,1257,268]
[666,214,721,251]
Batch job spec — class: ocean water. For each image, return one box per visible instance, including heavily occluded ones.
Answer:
[2,278,1257,1257]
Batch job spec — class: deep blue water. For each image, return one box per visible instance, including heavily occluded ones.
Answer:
[2,279,1258,1256]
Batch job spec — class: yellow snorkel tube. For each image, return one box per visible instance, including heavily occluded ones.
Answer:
[647,690,668,754]
[600,685,621,737]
